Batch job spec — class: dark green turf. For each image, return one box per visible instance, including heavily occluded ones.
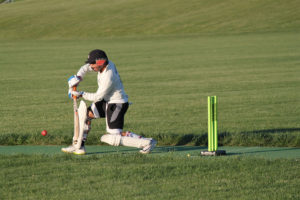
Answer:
[0,145,299,159]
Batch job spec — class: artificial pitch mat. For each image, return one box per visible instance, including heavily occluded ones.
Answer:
[0,146,299,159]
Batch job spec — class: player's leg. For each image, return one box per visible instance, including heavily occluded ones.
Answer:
[74,100,108,154]
[62,101,93,155]
[100,103,157,153]
[121,131,157,154]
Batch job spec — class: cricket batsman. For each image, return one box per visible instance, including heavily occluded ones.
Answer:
[62,49,157,155]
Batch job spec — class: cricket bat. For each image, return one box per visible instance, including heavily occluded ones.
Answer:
[73,86,80,145]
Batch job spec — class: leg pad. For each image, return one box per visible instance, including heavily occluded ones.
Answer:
[101,134,150,148]
[74,100,87,149]
[101,134,122,146]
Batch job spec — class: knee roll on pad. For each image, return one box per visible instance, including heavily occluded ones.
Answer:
[78,101,89,131]
[101,134,122,146]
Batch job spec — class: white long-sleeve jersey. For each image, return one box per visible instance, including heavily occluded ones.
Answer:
[76,61,128,104]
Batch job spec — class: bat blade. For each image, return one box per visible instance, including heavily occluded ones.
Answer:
[73,86,80,145]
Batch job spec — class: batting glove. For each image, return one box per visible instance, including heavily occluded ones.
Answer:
[68,75,82,88]
[71,91,84,98]
[68,89,84,99]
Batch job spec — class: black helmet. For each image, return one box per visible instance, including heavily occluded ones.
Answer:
[85,49,108,64]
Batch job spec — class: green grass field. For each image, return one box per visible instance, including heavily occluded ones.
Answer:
[0,33,299,146]
[0,150,299,200]
[1,0,300,199]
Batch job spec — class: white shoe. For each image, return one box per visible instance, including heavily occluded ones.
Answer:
[73,146,86,155]
[61,145,76,154]
[140,139,157,154]
[61,145,86,155]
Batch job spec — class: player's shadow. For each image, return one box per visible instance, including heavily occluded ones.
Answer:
[86,148,137,155]
[154,146,206,153]
[237,147,298,155]
[241,128,300,134]
[86,146,207,155]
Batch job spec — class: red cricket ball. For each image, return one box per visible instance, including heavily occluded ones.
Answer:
[41,130,48,136]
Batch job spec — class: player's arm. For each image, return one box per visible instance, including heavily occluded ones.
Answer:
[68,64,93,88]
[68,64,93,98]
[71,70,114,102]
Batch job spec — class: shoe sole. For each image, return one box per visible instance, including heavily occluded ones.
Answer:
[61,149,74,154]
[61,148,86,155]
[73,152,86,155]
[139,150,151,154]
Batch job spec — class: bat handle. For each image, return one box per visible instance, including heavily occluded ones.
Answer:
[73,86,77,100]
